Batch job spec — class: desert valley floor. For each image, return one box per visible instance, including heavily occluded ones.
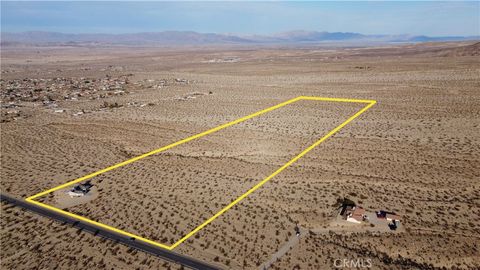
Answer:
[1,42,479,269]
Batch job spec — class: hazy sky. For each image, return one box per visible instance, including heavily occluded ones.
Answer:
[1,1,479,36]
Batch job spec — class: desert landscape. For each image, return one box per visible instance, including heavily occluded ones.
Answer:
[1,41,479,269]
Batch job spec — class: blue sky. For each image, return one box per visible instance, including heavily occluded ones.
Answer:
[1,1,479,36]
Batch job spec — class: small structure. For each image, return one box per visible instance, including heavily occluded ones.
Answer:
[377,210,402,230]
[386,213,401,222]
[346,206,365,223]
[68,181,93,197]
[338,198,366,224]
[377,210,401,221]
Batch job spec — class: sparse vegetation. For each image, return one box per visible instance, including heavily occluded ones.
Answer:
[2,42,479,269]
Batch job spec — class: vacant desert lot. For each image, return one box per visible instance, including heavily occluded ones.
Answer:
[1,42,479,269]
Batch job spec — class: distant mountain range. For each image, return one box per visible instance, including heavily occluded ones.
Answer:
[1,30,478,46]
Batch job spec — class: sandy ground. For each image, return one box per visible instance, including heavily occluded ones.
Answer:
[1,42,479,269]
[53,187,98,209]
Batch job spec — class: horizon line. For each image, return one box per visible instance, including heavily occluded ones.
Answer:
[2,30,479,38]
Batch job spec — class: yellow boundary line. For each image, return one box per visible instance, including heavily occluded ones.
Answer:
[26,96,376,250]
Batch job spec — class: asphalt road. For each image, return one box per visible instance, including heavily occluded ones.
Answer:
[1,193,221,270]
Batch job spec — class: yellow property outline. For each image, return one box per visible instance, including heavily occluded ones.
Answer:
[26,96,376,250]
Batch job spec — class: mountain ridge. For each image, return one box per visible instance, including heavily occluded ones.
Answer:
[2,30,478,45]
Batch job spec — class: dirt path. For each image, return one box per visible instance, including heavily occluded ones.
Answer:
[259,228,304,270]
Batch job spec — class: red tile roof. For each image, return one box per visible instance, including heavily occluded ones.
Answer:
[350,206,365,221]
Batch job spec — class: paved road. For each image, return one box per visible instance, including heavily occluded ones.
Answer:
[1,193,221,270]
